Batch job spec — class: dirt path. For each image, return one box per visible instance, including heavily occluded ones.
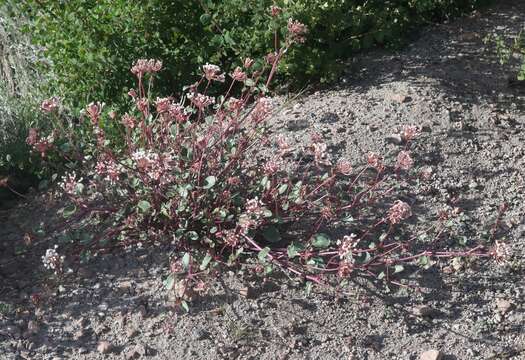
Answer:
[1,1,524,359]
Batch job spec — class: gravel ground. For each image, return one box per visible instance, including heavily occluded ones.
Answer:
[1,1,525,359]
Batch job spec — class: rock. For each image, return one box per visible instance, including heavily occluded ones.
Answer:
[125,344,148,359]
[77,267,94,278]
[97,340,112,354]
[239,286,256,299]
[420,349,443,360]
[391,94,411,103]
[385,134,403,145]
[126,327,138,339]
[27,320,39,335]
[495,299,513,314]
[73,329,85,341]
[413,305,435,318]
[191,328,208,341]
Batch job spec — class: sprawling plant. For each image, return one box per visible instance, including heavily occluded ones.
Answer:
[29,12,508,310]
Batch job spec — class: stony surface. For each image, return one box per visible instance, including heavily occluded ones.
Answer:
[1,1,525,359]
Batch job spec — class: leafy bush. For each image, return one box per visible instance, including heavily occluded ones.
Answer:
[484,29,525,81]
[0,4,53,183]
[16,0,490,115]
[30,20,507,309]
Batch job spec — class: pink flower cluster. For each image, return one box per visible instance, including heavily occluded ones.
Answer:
[387,200,412,224]
[132,149,174,185]
[396,150,414,170]
[230,67,247,82]
[40,97,60,113]
[188,93,215,110]
[131,59,163,78]
[95,157,122,183]
[367,152,385,172]
[337,233,358,259]
[250,97,273,123]
[26,128,54,157]
[203,63,225,82]
[85,102,104,125]
[287,19,307,43]
[401,125,421,142]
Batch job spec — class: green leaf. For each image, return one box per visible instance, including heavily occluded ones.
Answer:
[163,274,175,290]
[199,13,211,25]
[418,256,431,269]
[203,176,216,189]
[311,233,331,248]
[305,281,313,296]
[181,252,190,270]
[262,226,281,243]
[180,300,190,312]
[137,200,151,213]
[62,204,77,219]
[287,242,303,258]
[393,264,404,274]
[278,183,288,194]
[186,231,199,241]
[200,253,212,270]
[258,247,271,262]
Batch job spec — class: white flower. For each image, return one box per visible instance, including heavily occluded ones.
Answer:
[42,245,65,273]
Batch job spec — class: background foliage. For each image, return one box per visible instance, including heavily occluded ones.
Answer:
[0,4,50,181]
[1,0,491,182]
[14,0,490,112]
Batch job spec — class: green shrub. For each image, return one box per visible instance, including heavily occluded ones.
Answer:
[0,4,51,179]
[484,29,525,81]
[15,0,490,114]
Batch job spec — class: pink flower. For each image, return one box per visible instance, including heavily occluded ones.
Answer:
[168,104,189,123]
[312,142,329,165]
[265,52,278,65]
[338,260,353,278]
[227,97,244,112]
[131,59,162,78]
[387,200,412,224]
[263,159,280,175]
[155,97,172,114]
[396,151,414,170]
[250,97,273,122]
[490,240,511,264]
[420,166,433,180]
[245,197,265,217]
[96,158,121,183]
[367,152,384,172]
[136,98,149,114]
[40,97,60,113]
[121,114,136,129]
[336,159,352,175]
[230,66,247,82]
[34,140,52,157]
[287,18,307,43]
[188,93,215,109]
[26,128,38,146]
[202,63,225,82]
[401,125,421,142]
[276,135,292,157]
[86,102,104,124]
[270,5,282,17]
[128,89,137,99]
[243,58,254,69]
[337,234,358,259]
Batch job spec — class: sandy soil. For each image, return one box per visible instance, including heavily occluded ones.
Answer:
[1,1,524,359]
